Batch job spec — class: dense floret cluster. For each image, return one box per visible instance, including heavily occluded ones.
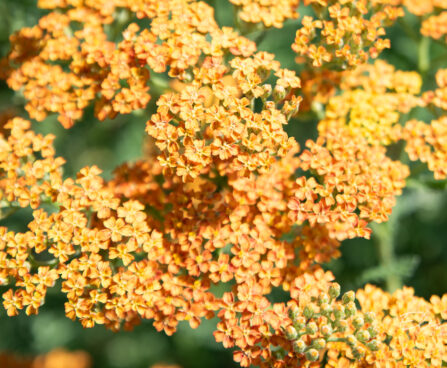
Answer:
[0,0,446,367]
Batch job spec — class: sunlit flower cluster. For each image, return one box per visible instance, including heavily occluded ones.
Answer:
[1,0,446,367]
[1,0,255,128]
[230,0,300,28]
[292,0,403,69]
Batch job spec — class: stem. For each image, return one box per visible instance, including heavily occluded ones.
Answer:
[370,222,401,292]
[0,207,19,221]
[418,36,430,75]
[150,75,170,94]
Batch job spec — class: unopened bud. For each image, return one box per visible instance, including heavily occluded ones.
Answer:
[312,338,326,349]
[303,305,315,319]
[320,303,332,316]
[285,325,298,340]
[355,330,370,343]
[320,323,332,337]
[333,304,345,320]
[329,283,341,299]
[305,348,319,362]
[273,85,286,102]
[367,326,377,338]
[261,84,272,101]
[293,316,306,331]
[336,320,348,332]
[345,301,357,317]
[346,334,357,347]
[342,291,355,305]
[364,312,375,324]
[367,339,379,351]
[257,67,270,81]
[351,348,362,359]
[353,316,364,329]
[306,321,318,335]
[293,339,306,354]
[288,306,299,321]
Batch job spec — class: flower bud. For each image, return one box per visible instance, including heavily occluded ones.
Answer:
[367,326,377,338]
[257,67,270,81]
[333,304,345,320]
[320,302,332,316]
[336,320,348,332]
[342,291,355,305]
[352,316,364,329]
[364,312,375,324]
[312,338,326,349]
[305,348,319,362]
[288,306,299,321]
[329,283,341,299]
[303,305,315,319]
[366,339,379,351]
[293,316,306,331]
[351,348,362,359]
[293,339,306,354]
[345,301,356,317]
[306,321,318,335]
[273,85,286,102]
[285,325,298,340]
[355,330,370,343]
[320,323,332,337]
[261,84,272,101]
[346,334,357,347]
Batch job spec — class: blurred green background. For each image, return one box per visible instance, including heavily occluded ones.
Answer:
[0,0,446,367]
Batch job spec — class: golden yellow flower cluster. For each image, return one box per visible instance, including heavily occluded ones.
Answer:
[356,285,447,367]
[292,0,403,69]
[230,0,300,28]
[321,60,423,145]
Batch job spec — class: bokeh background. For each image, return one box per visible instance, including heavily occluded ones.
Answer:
[0,0,446,367]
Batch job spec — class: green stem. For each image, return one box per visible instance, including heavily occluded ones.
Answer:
[0,206,19,221]
[370,222,402,292]
[418,37,430,75]
[150,75,170,94]
[28,253,59,268]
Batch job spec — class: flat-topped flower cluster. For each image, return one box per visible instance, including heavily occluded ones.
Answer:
[0,0,446,367]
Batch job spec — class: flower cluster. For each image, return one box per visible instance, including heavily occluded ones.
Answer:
[288,131,409,240]
[0,0,447,367]
[147,53,301,181]
[319,60,423,145]
[356,285,447,367]
[230,0,300,28]
[402,118,447,179]
[292,0,403,69]
[1,0,255,127]
[421,12,447,42]
[424,68,447,111]
[403,0,447,16]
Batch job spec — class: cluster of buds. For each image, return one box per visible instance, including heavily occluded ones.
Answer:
[285,284,379,362]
